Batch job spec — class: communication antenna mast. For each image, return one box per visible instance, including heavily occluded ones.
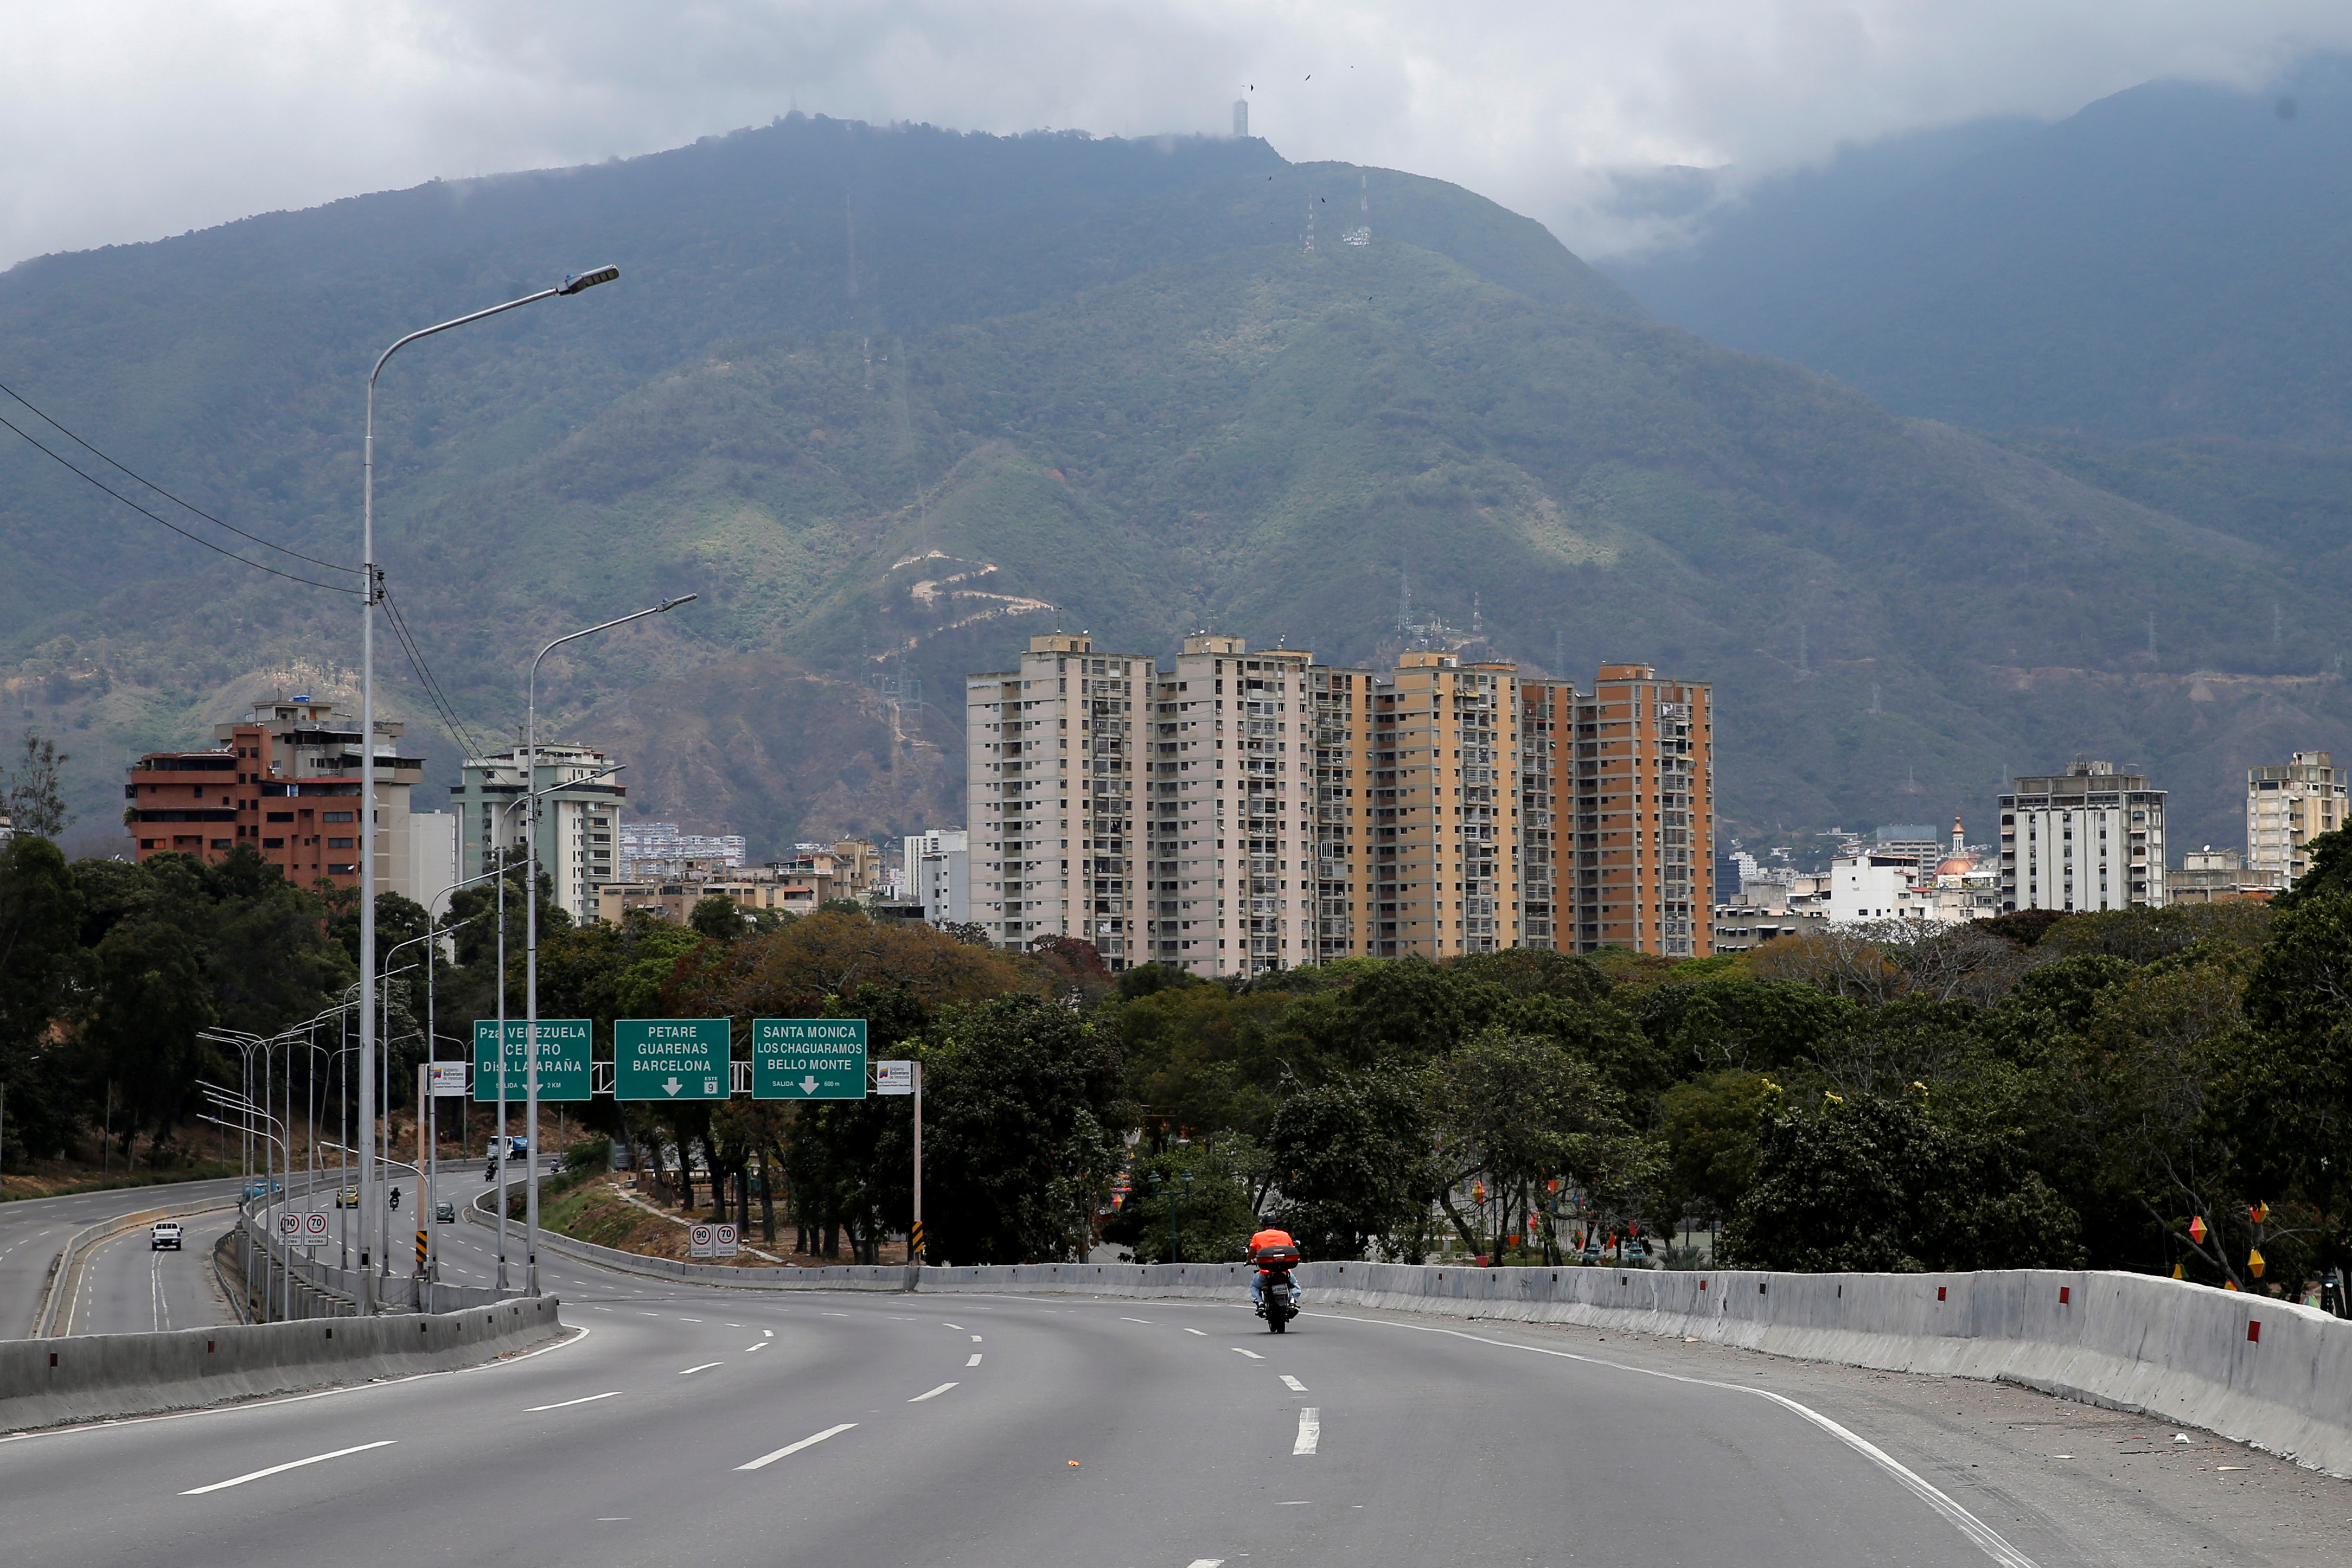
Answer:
[1304,188,1315,254]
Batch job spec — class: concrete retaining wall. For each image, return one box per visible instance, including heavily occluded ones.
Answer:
[0,1296,568,1434]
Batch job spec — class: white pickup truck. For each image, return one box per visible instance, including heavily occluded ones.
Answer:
[149,1221,182,1251]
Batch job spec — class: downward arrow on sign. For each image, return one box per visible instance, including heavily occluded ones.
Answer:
[798,1076,821,1095]
[663,1077,683,1096]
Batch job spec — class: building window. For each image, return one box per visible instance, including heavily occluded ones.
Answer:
[323,811,355,823]
[262,838,284,849]
[328,837,356,849]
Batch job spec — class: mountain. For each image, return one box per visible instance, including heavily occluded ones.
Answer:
[1601,56,2352,445]
[2,117,2345,861]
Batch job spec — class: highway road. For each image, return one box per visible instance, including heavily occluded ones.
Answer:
[11,1205,2344,1568]
[0,1177,247,1339]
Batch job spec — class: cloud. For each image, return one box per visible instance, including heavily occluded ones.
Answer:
[5,1,2350,270]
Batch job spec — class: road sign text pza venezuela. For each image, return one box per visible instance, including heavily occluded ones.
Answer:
[752,1018,868,1099]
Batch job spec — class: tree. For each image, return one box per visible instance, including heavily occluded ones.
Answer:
[1428,1029,1658,1259]
[3,729,71,840]
[1632,977,1856,1075]
[1274,958,1506,1078]
[1101,1138,1264,1264]
[1659,1070,1776,1223]
[1264,1071,1440,1260]
[0,835,83,1169]
[921,994,1124,1264]
[1114,981,1293,1140]
[688,895,749,943]
[1724,1092,2082,1273]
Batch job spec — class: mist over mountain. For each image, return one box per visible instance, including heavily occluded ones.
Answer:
[1602,55,2352,447]
[3,113,2343,861]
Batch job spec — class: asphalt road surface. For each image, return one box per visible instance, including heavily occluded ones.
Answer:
[9,1208,2345,1568]
[0,1176,246,1339]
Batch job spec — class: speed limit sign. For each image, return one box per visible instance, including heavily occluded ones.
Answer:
[303,1211,330,1247]
[277,1211,300,1240]
[714,1223,739,1259]
[689,1224,715,1258]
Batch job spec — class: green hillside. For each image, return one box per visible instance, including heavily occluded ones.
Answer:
[3,117,2343,859]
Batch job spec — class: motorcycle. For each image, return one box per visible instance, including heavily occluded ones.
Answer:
[1253,1243,1302,1333]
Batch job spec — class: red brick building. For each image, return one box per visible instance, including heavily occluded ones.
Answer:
[126,699,424,892]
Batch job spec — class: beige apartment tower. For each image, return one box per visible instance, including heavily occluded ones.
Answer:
[2246,752,2345,886]
[965,634,1152,965]
[968,632,1713,973]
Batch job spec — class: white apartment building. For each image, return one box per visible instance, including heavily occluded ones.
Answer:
[2246,752,2345,886]
[965,634,1151,965]
[902,828,970,927]
[449,743,627,924]
[1828,853,1930,923]
[1998,760,2167,913]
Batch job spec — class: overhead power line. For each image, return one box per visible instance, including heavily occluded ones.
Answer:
[0,410,363,596]
[0,379,361,576]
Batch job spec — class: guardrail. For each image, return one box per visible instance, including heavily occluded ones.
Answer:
[0,1297,567,1434]
[238,1173,521,1322]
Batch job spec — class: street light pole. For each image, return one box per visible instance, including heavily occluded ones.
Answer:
[522,597,694,1295]
[359,264,620,1314]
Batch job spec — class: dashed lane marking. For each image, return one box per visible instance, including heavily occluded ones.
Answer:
[1294,1408,1321,1455]
[527,1392,621,1412]
[1280,1375,1308,1392]
[679,1362,724,1375]
[737,1423,858,1471]
[1232,1348,1264,1360]
[907,1383,958,1403]
[967,1353,982,1367]
[182,1441,397,1495]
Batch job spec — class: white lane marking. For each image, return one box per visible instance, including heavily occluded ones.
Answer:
[907,1382,958,1403]
[1280,1375,1308,1392]
[678,1362,724,1375]
[941,1322,964,1329]
[966,1353,982,1367]
[182,1440,397,1495]
[1314,1314,2039,1568]
[641,1312,660,1317]
[1183,1328,1207,1336]
[763,1329,774,1337]
[969,1334,983,1342]
[737,1423,858,1470]
[593,1307,613,1313]
[727,1323,741,1327]
[821,1311,850,1317]
[1187,1560,1226,1567]
[1233,1348,1264,1360]
[745,1342,768,1353]
[680,1317,703,1322]
[527,1392,622,1412]
[1294,1407,1321,1455]
[1120,1316,1153,1323]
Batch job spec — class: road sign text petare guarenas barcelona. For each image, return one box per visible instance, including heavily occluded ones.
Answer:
[471,1020,592,1103]
[753,1018,868,1099]
[616,1017,731,1101]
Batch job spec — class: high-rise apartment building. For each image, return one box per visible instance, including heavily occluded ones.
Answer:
[2246,751,2345,886]
[965,633,1153,964]
[449,743,627,923]
[1998,760,2167,912]
[1519,663,1715,957]
[125,699,425,896]
[903,829,970,927]
[966,632,1714,971]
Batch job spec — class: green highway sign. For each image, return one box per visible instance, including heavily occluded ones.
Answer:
[752,1018,868,1100]
[616,1018,732,1101]
[471,1020,593,1103]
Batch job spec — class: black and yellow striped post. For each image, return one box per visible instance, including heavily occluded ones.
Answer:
[415,1229,429,1270]
[909,1219,924,1262]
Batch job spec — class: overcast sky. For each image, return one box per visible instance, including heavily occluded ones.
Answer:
[5,1,2347,271]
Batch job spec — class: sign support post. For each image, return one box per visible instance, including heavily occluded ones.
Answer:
[912,1060,924,1271]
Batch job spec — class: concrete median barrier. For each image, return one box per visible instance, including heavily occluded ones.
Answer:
[0,1297,568,1434]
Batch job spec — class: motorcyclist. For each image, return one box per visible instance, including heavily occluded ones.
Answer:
[1247,1224,1298,1313]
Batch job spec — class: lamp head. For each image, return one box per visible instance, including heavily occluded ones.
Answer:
[656,593,699,613]
[558,265,621,296]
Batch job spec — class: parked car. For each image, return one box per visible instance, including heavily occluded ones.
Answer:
[149,1221,182,1251]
